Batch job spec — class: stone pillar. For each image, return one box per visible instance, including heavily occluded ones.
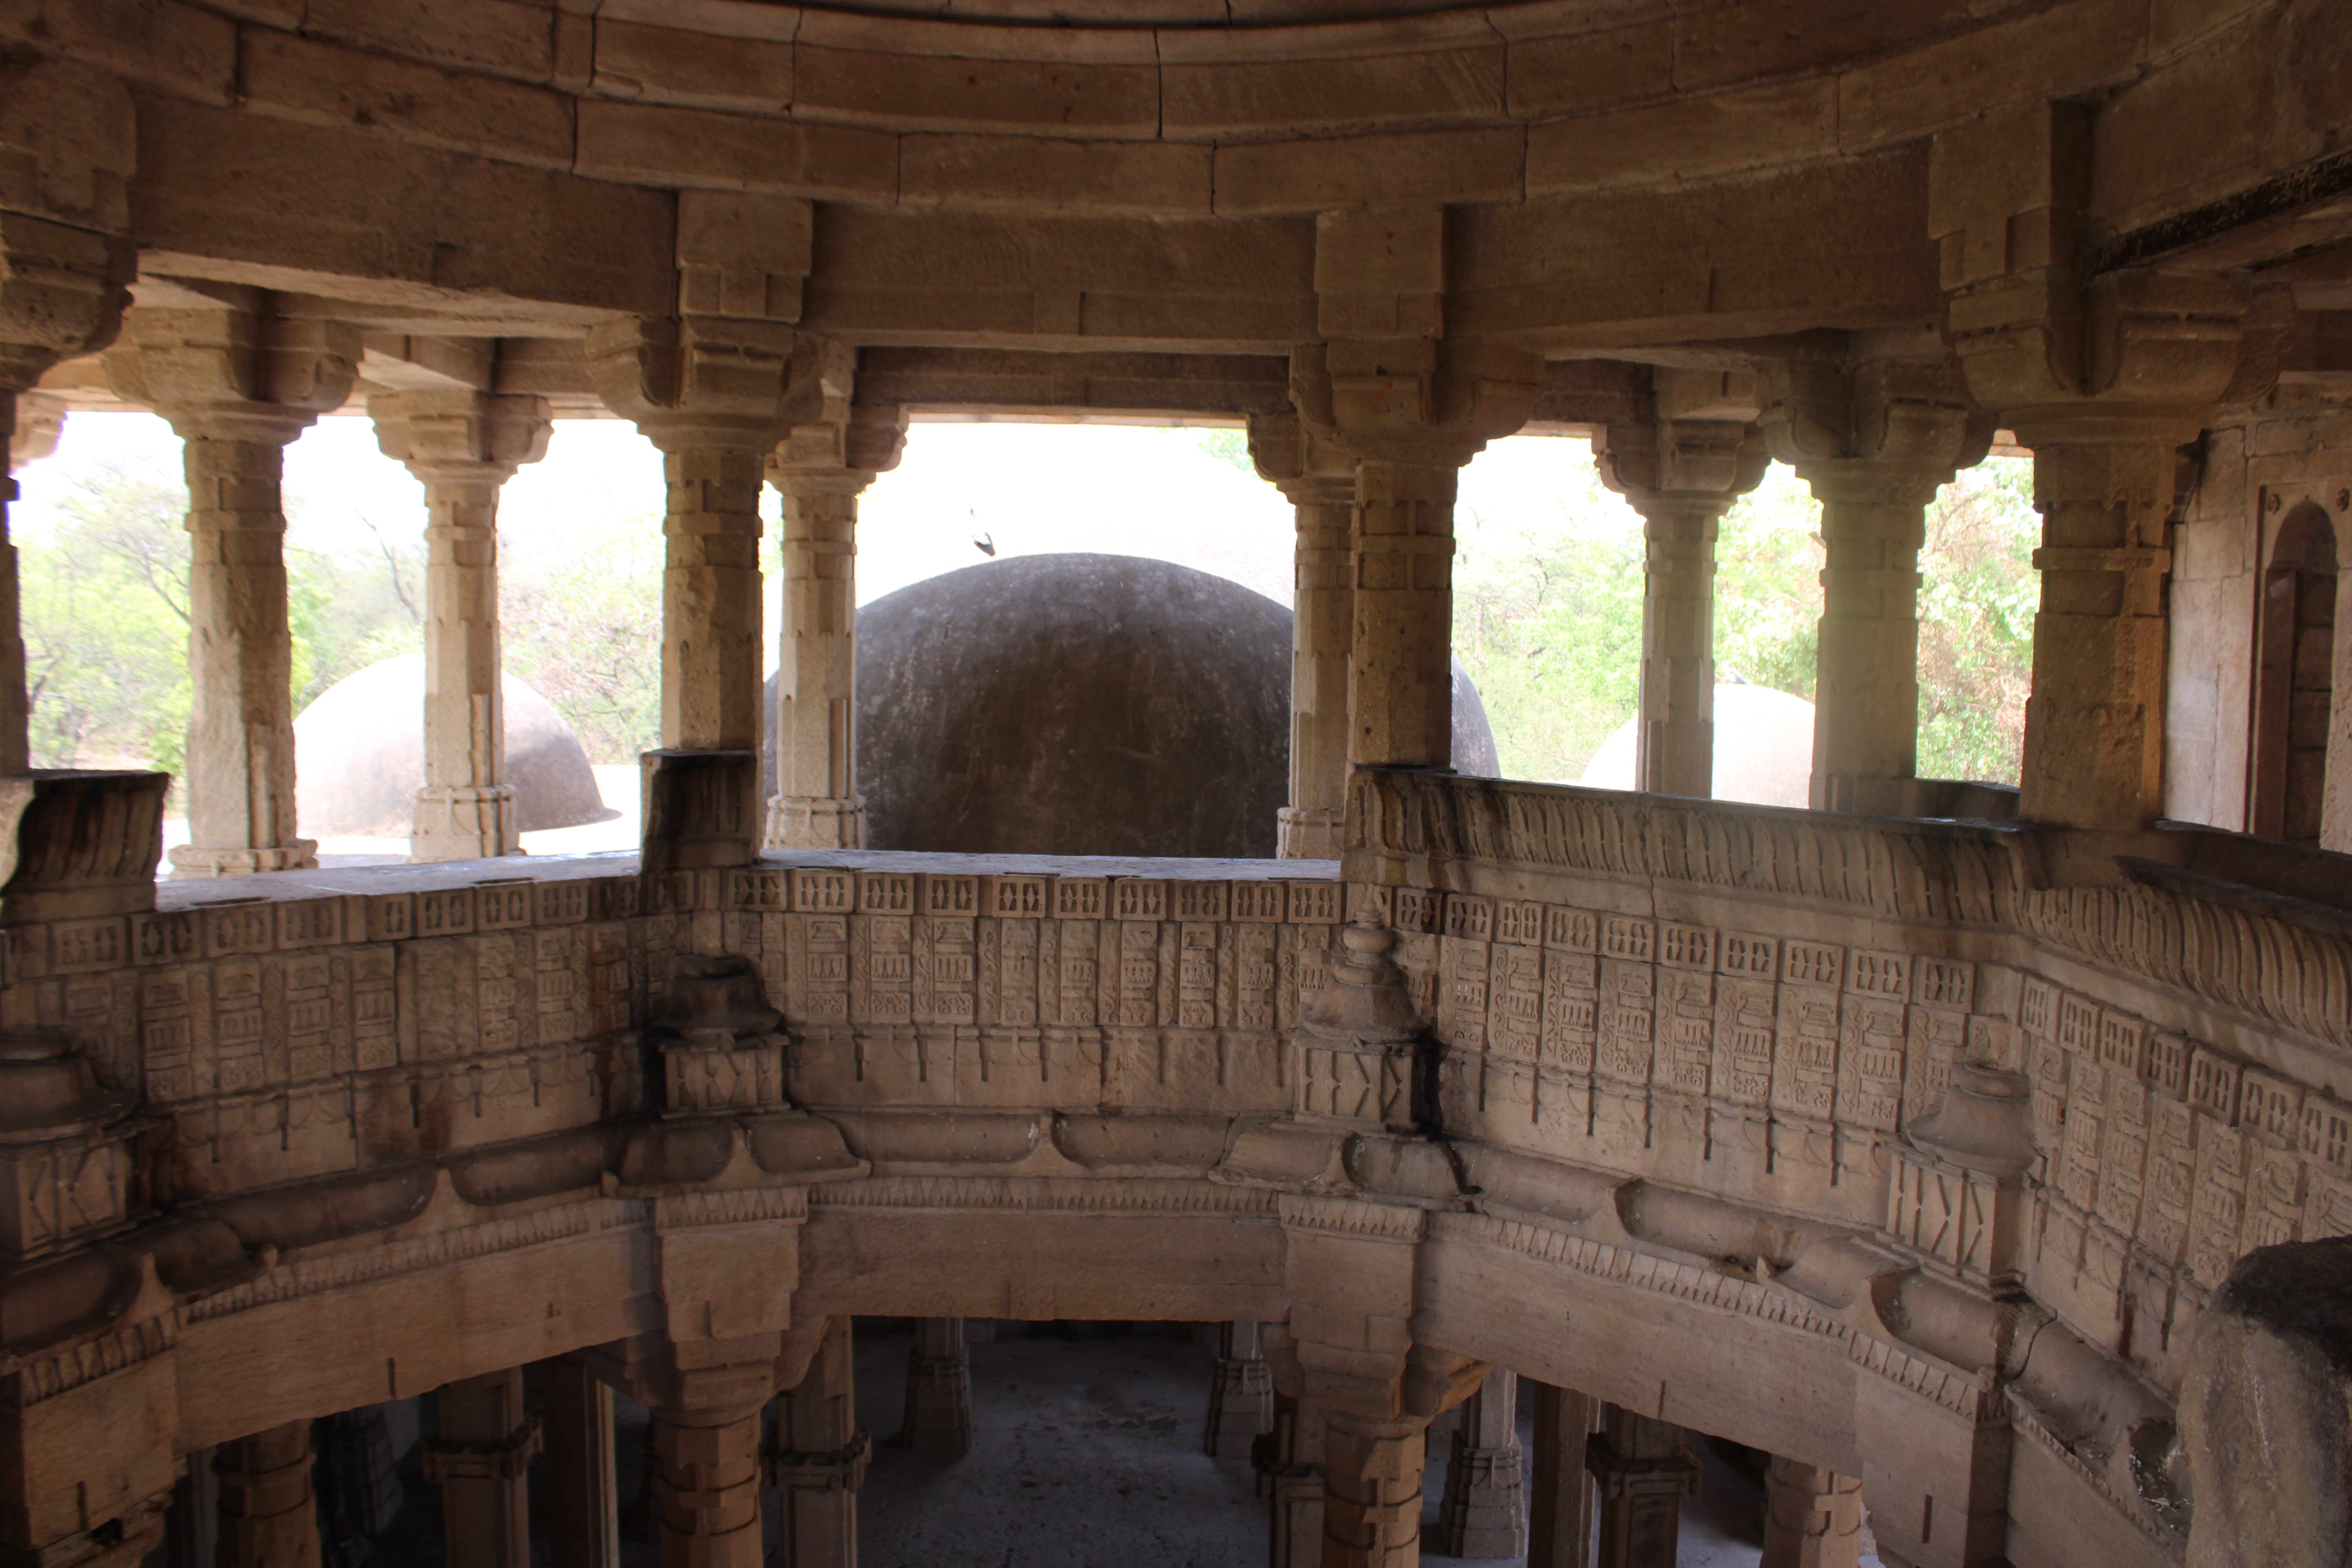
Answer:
[1437,1367,1526,1557]
[1205,1319,1276,1457]
[587,317,820,805]
[423,1368,540,1568]
[1759,353,1987,813]
[103,301,358,877]
[648,1403,765,1568]
[540,1359,621,1568]
[1322,1414,1428,1568]
[1761,1455,1864,1568]
[371,390,552,861]
[215,1421,323,1568]
[1585,1408,1699,1568]
[1250,412,1358,857]
[898,1317,974,1454]
[764,354,906,850]
[1526,1383,1598,1568]
[1256,1392,1327,1568]
[771,1317,868,1568]
[1594,414,1768,798]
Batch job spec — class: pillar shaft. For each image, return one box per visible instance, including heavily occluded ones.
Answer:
[0,393,23,774]
[416,475,513,857]
[1259,1392,1326,1568]
[899,1318,973,1453]
[541,1360,621,1568]
[173,428,316,877]
[1320,1412,1428,1568]
[1437,1367,1526,1558]
[773,1317,867,1568]
[2016,433,2180,828]
[1350,458,1459,771]
[1526,1383,1598,1568]
[662,445,769,755]
[767,473,864,849]
[1284,487,1356,855]
[1633,495,1728,799]
[650,1404,764,1568]
[426,1368,539,1568]
[1586,1408,1698,1568]
[1802,465,1938,814]
[1206,1319,1276,1458]
[1762,1455,1864,1568]
[215,1421,322,1568]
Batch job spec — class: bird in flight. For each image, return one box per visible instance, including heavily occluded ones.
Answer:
[971,510,996,557]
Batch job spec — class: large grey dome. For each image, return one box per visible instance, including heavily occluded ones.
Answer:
[761,554,1498,858]
[294,654,613,839]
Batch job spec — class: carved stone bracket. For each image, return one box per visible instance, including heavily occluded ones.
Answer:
[420,1419,545,1484]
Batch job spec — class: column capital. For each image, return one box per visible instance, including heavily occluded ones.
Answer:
[1594,414,1769,519]
[104,300,358,445]
[371,389,553,490]
[0,58,137,394]
[1758,351,1992,491]
[1288,337,1542,469]
[767,401,907,494]
[1247,409,1355,508]
[586,314,827,453]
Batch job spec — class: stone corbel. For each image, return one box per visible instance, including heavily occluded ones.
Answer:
[1757,351,1991,481]
[1593,410,1769,506]
[103,296,359,439]
[371,388,554,486]
[1288,338,1542,465]
[0,58,136,395]
[583,314,826,452]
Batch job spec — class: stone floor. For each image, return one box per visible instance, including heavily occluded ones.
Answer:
[359,1322,1879,1566]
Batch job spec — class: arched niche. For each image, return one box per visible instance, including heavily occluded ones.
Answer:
[2250,500,2345,845]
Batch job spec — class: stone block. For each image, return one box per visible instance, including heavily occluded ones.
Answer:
[574,100,899,202]
[239,30,575,171]
[2089,9,2276,234]
[1501,18,1673,118]
[1161,25,1506,138]
[1214,127,1524,217]
[793,29,1158,138]
[0,0,235,107]
[1838,0,2147,151]
[0,56,135,233]
[900,135,1212,215]
[591,19,793,111]
[301,0,555,84]
[1672,0,1978,92]
[1526,78,1838,195]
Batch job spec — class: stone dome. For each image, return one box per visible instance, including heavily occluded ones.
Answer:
[1577,683,1817,808]
[762,553,1498,858]
[294,654,613,839]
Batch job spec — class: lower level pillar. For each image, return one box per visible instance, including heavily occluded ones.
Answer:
[899,1318,973,1453]
[773,1317,868,1568]
[1321,1412,1429,1568]
[1762,1456,1864,1568]
[1205,1321,1276,1458]
[1526,1383,1597,1568]
[1586,1408,1699,1568]
[216,1421,323,1568]
[1255,1393,1324,1568]
[650,1404,765,1568]
[540,1359,620,1568]
[425,1369,540,1568]
[1438,1367,1526,1557]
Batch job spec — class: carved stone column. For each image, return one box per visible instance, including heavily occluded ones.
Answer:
[1586,1408,1699,1568]
[540,1359,620,1568]
[648,1403,766,1568]
[763,346,906,851]
[771,1317,867,1568]
[587,316,820,794]
[1526,1383,1599,1568]
[425,1368,540,1568]
[216,1422,323,1568]
[898,1318,974,1454]
[1759,352,1989,814]
[371,390,552,861]
[1595,413,1769,798]
[1254,1390,1327,1568]
[1323,1413,1428,1568]
[1761,1455,1865,1568]
[104,299,358,877]
[1249,412,1357,857]
[1205,1319,1277,1458]
[1437,1367,1526,1557]
[1935,103,2249,830]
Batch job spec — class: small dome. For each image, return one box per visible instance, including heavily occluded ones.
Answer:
[294,654,612,839]
[1577,685,1817,808]
[761,553,1499,858]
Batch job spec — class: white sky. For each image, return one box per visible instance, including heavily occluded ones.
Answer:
[14,413,1648,676]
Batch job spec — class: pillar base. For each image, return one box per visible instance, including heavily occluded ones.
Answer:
[1204,1356,1274,1458]
[410,785,520,862]
[763,794,864,851]
[770,1429,869,1568]
[1276,806,1343,860]
[168,840,318,879]
[1439,1444,1529,1557]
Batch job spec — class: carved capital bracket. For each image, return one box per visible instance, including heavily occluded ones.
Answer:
[103,299,359,446]
[0,58,136,396]
[585,314,826,454]
[1593,410,1769,524]
[1289,338,1543,471]
[1758,350,1993,497]
[370,389,554,492]
[1247,409,1356,508]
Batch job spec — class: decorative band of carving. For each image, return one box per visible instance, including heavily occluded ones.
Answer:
[8,1311,180,1404]
[807,1176,1277,1217]
[1278,1193,1428,1243]
[654,1185,809,1230]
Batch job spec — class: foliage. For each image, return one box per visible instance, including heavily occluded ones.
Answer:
[497,513,666,763]
[1451,441,2039,788]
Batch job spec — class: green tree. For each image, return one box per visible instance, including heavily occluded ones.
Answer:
[498,512,667,763]
[1916,457,2038,784]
